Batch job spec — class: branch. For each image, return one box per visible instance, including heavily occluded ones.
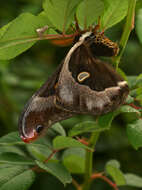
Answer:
[82,132,100,190]
[31,149,58,172]
[72,178,82,190]
[91,173,119,190]
[129,103,142,110]
[44,149,59,163]
[113,0,136,69]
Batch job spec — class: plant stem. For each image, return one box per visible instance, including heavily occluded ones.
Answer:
[82,132,100,190]
[91,173,119,190]
[31,149,58,172]
[72,178,82,190]
[113,0,136,69]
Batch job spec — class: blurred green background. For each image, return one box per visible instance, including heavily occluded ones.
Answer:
[0,1,142,190]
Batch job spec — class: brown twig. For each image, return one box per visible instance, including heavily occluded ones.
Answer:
[31,149,59,172]
[76,137,89,146]
[44,149,59,163]
[129,103,142,110]
[93,16,101,33]
[131,12,135,30]
[91,173,119,190]
[31,166,46,173]
[72,178,82,190]
[74,14,81,32]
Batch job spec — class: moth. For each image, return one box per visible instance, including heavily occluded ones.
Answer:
[18,29,129,143]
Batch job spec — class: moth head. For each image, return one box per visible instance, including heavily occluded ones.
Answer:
[18,97,51,143]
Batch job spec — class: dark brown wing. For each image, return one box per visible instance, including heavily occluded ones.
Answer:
[68,44,122,91]
[55,42,129,115]
[19,63,74,143]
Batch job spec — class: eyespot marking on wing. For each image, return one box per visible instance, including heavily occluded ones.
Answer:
[77,72,90,82]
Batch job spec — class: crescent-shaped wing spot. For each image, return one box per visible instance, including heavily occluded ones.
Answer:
[77,72,90,82]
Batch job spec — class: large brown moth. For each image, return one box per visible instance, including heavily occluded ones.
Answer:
[18,27,129,143]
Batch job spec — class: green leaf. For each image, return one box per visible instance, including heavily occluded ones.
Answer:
[98,112,115,128]
[43,0,83,31]
[37,11,54,28]
[117,68,128,81]
[62,148,85,174]
[0,153,35,165]
[0,146,26,157]
[105,160,126,186]
[53,136,93,151]
[101,0,128,29]
[51,123,66,136]
[0,23,12,39]
[125,173,142,187]
[0,13,49,60]
[136,0,142,13]
[0,169,35,190]
[0,131,53,151]
[119,105,140,115]
[27,144,54,162]
[118,105,141,123]
[126,119,142,149]
[69,112,115,137]
[125,95,134,104]
[31,134,53,149]
[69,121,109,137]
[45,123,66,138]
[137,87,142,96]
[77,0,104,28]
[0,166,26,187]
[36,160,72,185]
[106,160,120,169]
[0,132,26,156]
[136,94,142,106]
[0,132,23,146]
[136,9,142,44]
[136,73,142,87]
[127,76,137,89]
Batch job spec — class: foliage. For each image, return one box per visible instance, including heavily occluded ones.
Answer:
[0,0,142,190]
